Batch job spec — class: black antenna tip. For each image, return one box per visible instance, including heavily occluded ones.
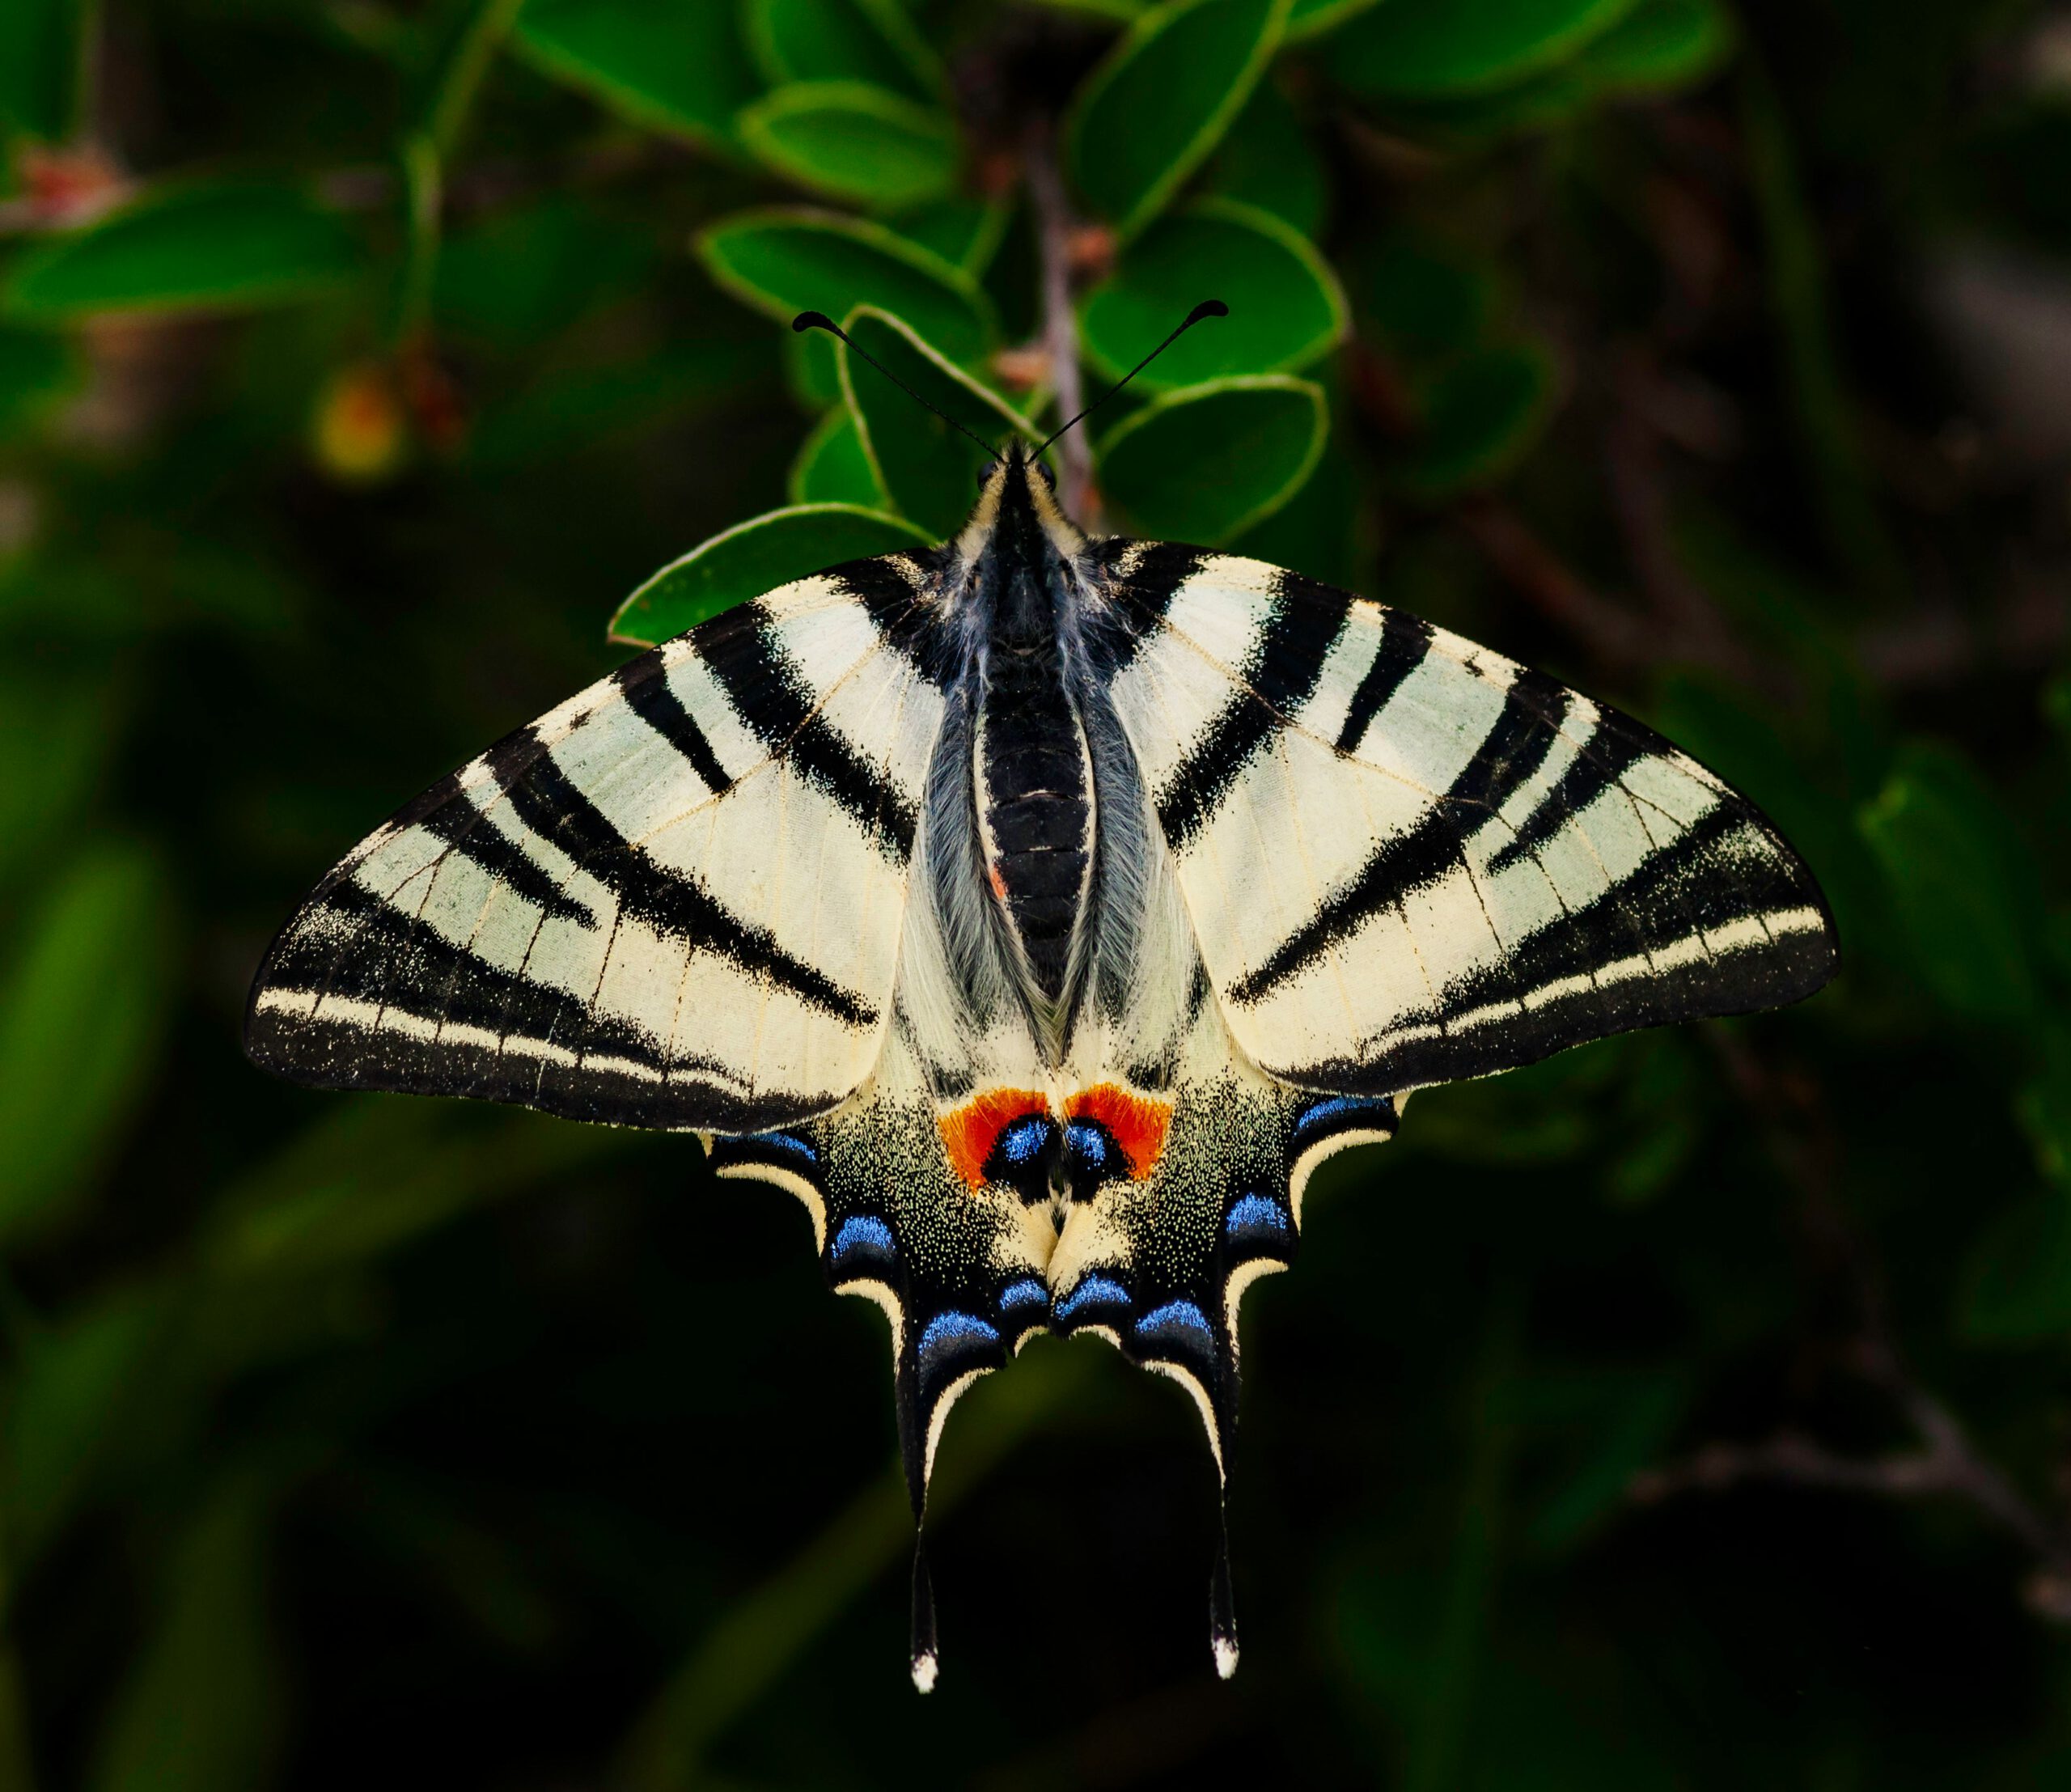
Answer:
[792,310,838,335]
[1188,299,1230,325]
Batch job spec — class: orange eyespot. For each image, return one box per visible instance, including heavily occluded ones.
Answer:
[938,1088,1051,1189]
[1063,1083,1173,1180]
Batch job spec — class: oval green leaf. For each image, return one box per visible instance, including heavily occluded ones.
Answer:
[608,503,933,647]
[515,0,758,146]
[839,307,1040,539]
[1334,0,1645,97]
[1395,339,1558,496]
[1205,78,1328,237]
[1285,0,1382,39]
[747,0,942,102]
[1065,0,1294,241]
[696,208,997,364]
[739,82,959,211]
[3,182,363,320]
[1080,198,1345,392]
[1097,375,1327,544]
[894,197,1012,275]
[790,407,887,506]
[0,841,173,1243]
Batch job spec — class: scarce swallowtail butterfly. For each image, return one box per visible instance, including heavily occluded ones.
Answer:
[246,302,1838,1692]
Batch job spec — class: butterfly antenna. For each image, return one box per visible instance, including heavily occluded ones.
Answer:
[1036,297,1228,455]
[793,311,1002,464]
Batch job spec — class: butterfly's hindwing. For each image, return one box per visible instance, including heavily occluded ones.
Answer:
[245,557,954,1131]
[1100,552,1838,1095]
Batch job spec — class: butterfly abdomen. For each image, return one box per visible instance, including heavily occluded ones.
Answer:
[973,638,1095,1006]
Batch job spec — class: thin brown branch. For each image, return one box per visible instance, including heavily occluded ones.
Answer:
[1024,126,1095,526]
[1634,1030,2071,1622]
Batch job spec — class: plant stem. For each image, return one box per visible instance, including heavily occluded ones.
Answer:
[1026,129,1095,525]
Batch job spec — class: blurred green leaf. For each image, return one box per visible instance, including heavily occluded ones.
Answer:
[745,0,942,103]
[434,197,658,345]
[1285,0,1383,39]
[466,339,758,467]
[1097,374,1326,543]
[1336,0,1644,97]
[1080,197,1345,390]
[1396,338,1559,496]
[1857,743,2039,1023]
[0,0,80,140]
[1359,230,1501,359]
[739,82,959,210]
[514,0,757,147]
[89,1467,286,1792]
[0,320,78,434]
[789,407,887,506]
[1959,1188,2071,1342]
[838,307,1038,537]
[1205,77,1328,236]
[1066,0,1294,240]
[696,208,997,362]
[0,670,112,894]
[4,1284,168,1566]
[883,196,1010,275]
[1521,1368,1687,1550]
[4,181,363,320]
[0,841,174,1243]
[608,502,931,647]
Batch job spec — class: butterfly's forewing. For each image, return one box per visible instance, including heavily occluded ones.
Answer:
[1101,550,1837,1096]
[245,559,951,1133]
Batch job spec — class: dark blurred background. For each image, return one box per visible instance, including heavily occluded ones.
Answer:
[5,0,2071,1786]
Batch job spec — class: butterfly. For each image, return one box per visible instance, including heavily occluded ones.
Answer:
[245,304,1837,1691]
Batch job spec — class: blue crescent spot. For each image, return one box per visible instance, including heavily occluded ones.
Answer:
[999,1277,1049,1315]
[1135,1298,1213,1343]
[831,1214,895,1261]
[1225,1193,1289,1240]
[756,1130,820,1167]
[1053,1273,1130,1322]
[1294,1095,1393,1140]
[918,1311,1001,1364]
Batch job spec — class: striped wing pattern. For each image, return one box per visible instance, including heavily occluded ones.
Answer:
[1103,552,1837,1095]
[245,561,947,1133]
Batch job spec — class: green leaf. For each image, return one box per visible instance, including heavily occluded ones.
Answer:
[514,0,757,147]
[1358,229,1500,359]
[608,503,932,647]
[1079,197,1345,392]
[745,0,941,103]
[1284,0,1382,38]
[838,307,1040,538]
[0,0,80,140]
[1334,0,1644,98]
[434,197,659,345]
[0,841,175,1244]
[1857,743,2040,1024]
[0,322,78,434]
[1395,338,1559,496]
[467,340,758,468]
[695,208,997,363]
[739,82,959,211]
[1065,0,1294,240]
[1959,1187,2071,1342]
[89,1468,286,1792]
[789,407,887,506]
[0,671,114,894]
[1204,77,1328,237]
[3,181,363,320]
[1096,375,1327,544]
[892,196,1012,275]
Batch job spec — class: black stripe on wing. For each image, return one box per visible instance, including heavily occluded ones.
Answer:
[698,600,918,862]
[1334,607,1433,755]
[613,657,733,796]
[491,730,877,1027]
[1228,667,1577,1006]
[1156,570,1353,852]
[244,880,828,1130]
